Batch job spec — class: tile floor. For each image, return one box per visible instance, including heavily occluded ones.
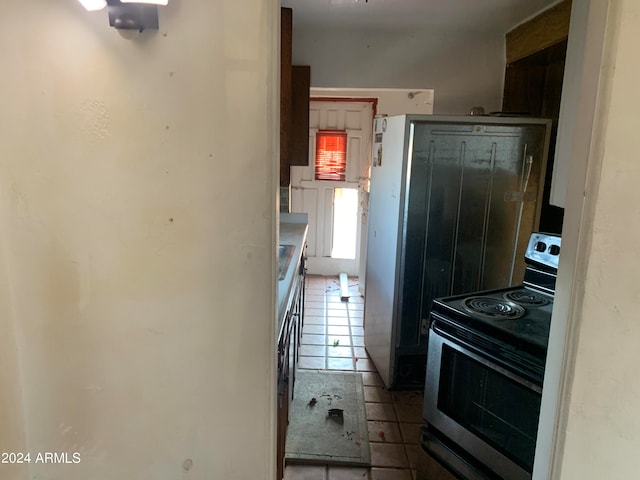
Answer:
[284,275,424,480]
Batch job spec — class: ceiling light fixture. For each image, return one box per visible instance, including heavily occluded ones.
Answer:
[120,0,169,5]
[78,0,107,10]
[121,0,168,5]
[78,0,168,35]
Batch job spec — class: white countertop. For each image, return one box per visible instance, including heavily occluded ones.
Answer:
[277,213,308,339]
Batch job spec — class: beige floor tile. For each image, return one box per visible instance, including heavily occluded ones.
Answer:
[398,423,422,445]
[303,325,326,335]
[305,287,328,295]
[326,296,346,303]
[370,468,413,480]
[327,466,370,480]
[394,402,423,424]
[305,316,327,325]
[365,402,397,422]
[356,358,377,372]
[327,357,355,371]
[305,301,326,310]
[328,325,351,336]
[351,326,365,336]
[370,443,409,468]
[299,345,326,357]
[289,277,427,479]
[353,346,368,358]
[305,274,326,282]
[306,281,328,289]
[327,335,352,346]
[326,345,354,358]
[301,334,326,345]
[327,317,350,326]
[390,391,423,406]
[361,372,384,387]
[364,386,393,403]
[326,301,348,309]
[284,464,327,480]
[305,294,326,303]
[404,445,418,469]
[298,356,325,369]
[367,420,403,443]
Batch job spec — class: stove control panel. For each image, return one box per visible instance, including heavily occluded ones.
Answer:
[525,232,561,270]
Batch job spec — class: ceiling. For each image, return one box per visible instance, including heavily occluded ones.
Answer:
[281,0,561,31]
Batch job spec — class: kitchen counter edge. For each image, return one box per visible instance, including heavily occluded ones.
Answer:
[277,213,308,339]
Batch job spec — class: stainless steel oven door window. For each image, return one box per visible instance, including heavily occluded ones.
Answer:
[425,326,542,480]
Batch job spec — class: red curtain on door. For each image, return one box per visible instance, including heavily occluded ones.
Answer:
[315,130,347,181]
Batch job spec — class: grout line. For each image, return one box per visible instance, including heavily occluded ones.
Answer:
[298,276,419,480]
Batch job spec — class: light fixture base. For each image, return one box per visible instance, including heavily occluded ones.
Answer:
[106,0,159,31]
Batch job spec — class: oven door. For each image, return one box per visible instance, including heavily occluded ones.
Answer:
[425,321,543,480]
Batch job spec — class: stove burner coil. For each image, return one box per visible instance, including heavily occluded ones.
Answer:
[462,297,526,320]
[503,291,550,307]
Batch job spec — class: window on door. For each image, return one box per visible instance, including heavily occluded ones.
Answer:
[315,130,347,181]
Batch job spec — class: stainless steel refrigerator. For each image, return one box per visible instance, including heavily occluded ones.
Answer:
[363,115,551,389]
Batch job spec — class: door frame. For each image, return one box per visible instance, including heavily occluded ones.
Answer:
[291,98,376,277]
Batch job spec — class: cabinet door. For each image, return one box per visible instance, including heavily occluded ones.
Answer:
[276,311,291,480]
[502,39,567,234]
[290,66,311,166]
[280,7,293,187]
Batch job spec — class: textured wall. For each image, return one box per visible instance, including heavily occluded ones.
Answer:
[557,0,640,478]
[0,1,278,479]
[293,26,505,115]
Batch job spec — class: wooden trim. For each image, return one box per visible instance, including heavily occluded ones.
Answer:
[310,97,379,117]
[506,0,572,64]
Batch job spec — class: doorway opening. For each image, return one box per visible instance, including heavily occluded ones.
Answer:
[331,187,358,260]
[290,99,374,276]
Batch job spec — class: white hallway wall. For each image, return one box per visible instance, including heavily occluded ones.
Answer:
[556,0,640,478]
[0,1,278,479]
[292,26,505,115]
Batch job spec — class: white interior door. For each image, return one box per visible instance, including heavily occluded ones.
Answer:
[291,100,373,276]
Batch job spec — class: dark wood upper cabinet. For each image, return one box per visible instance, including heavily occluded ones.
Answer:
[290,65,310,167]
[280,8,311,186]
[280,7,293,187]
[502,0,571,234]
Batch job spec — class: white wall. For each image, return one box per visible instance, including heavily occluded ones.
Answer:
[543,0,640,478]
[310,88,434,116]
[0,1,278,479]
[293,27,506,115]
[533,1,610,476]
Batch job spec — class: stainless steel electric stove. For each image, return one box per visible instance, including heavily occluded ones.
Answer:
[420,232,561,480]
